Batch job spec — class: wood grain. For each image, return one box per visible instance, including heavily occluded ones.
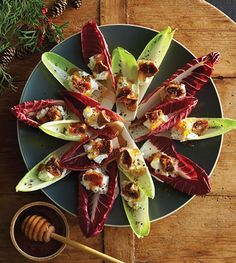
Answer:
[208,78,236,195]
[127,0,236,77]
[135,196,236,263]
[100,0,127,24]
[104,227,135,263]
[0,0,235,263]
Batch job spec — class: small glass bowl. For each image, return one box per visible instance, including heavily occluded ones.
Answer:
[10,201,69,261]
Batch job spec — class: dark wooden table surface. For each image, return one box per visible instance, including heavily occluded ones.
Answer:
[0,1,235,262]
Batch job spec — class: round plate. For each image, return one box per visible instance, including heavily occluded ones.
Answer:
[17,24,222,226]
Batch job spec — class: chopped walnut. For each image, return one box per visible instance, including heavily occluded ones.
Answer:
[71,74,91,93]
[145,110,164,123]
[97,110,111,127]
[67,122,87,135]
[160,154,175,173]
[93,60,108,73]
[164,82,186,100]
[120,149,132,168]
[121,181,140,200]
[138,60,158,78]
[83,170,104,187]
[117,87,138,111]
[38,157,63,177]
[115,76,138,111]
[37,106,64,124]
[92,139,112,156]
[192,120,209,136]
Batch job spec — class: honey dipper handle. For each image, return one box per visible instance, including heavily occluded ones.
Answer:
[51,233,124,263]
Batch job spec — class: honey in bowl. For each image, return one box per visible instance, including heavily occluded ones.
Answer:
[10,202,69,261]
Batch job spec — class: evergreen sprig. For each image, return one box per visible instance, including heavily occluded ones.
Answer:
[0,0,68,94]
[0,67,17,94]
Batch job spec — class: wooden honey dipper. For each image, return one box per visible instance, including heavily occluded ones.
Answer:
[21,215,124,263]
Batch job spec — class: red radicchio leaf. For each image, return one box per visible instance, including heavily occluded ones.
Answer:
[141,51,220,105]
[81,21,114,84]
[77,161,118,237]
[145,136,211,195]
[63,91,123,122]
[166,51,220,96]
[131,96,198,142]
[11,99,66,127]
[63,91,124,137]
[63,96,84,121]
[60,135,119,171]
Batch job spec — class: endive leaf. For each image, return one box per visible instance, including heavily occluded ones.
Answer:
[39,120,93,141]
[42,52,115,109]
[112,47,139,121]
[137,51,220,118]
[138,26,175,102]
[118,127,155,199]
[119,171,150,238]
[112,47,138,82]
[16,143,74,192]
[167,117,236,141]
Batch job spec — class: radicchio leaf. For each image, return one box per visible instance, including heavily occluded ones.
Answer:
[138,52,220,118]
[63,91,123,121]
[60,135,120,171]
[165,51,220,95]
[143,136,210,195]
[78,161,118,237]
[81,21,114,87]
[63,91,124,137]
[81,21,111,66]
[11,99,66,127]
[129,96,198,142]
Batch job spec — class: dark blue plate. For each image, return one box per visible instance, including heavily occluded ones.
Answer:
[18,25,222,226]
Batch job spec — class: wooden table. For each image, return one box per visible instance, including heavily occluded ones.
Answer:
[1,1,235,262]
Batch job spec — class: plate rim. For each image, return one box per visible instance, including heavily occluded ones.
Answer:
[17,23,223,227]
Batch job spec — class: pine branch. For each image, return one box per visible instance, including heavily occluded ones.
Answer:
[0,0,68,95]
[0,67,17,94]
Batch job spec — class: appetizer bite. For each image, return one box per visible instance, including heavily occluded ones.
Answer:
[137,52,220,118]
[112,47,139,121]
[129,96,198,142]
[141,137,211,195]
[117,127,155,199]
[16,143,74,192]
[61,122,124,170]
[160,117,236,141]
[137,26,175,103]
[42,52,115,109]
[81,21,115,94]
[78,161,118,237]
[11,99,78,127]
[120,172,150,238]
[39,120,92,142]
[62,91,124,136]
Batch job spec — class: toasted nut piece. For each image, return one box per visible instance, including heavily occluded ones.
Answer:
[192,120,209,135]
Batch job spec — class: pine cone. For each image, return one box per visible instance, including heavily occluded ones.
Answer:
[0,47,16,68]
[16,46,33,59]
[70,0,82,9]
[51,0,68,18]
